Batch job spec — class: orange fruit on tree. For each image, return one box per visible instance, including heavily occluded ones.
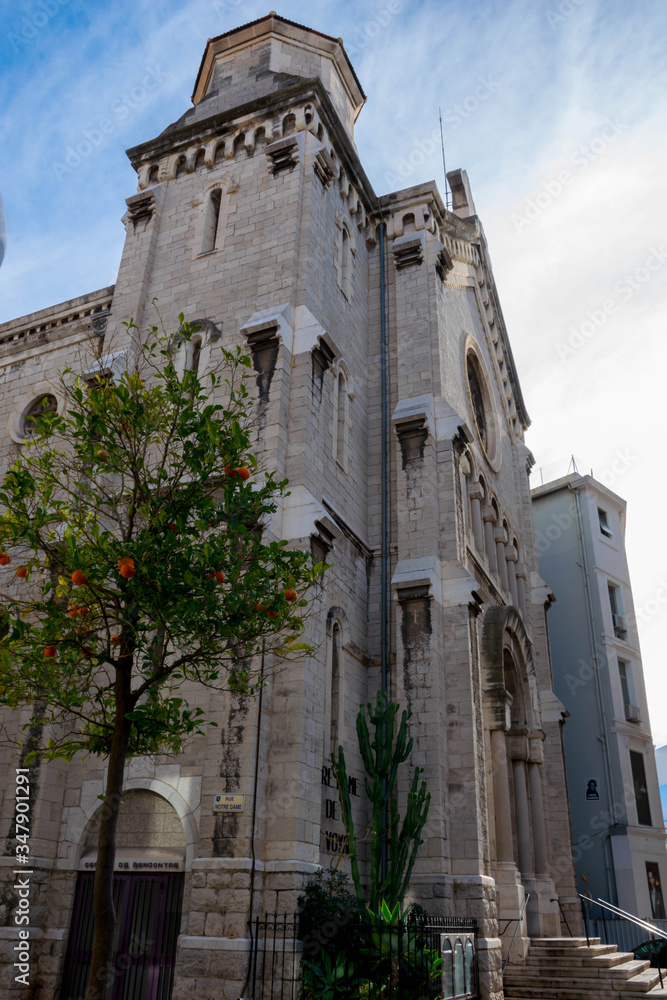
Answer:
[284,588,297,602]
[118,557,135,579]
[111,634,120,646]
[266,610,277,618]
[16,567,28,579]
[208,571,225,583]
[71,569,87,586]
[96,450,108,461]
[0,554,11,566]
[44,645,57,657]
[255,603,263,612]
[236,467,251,481]
[224,465,236,478]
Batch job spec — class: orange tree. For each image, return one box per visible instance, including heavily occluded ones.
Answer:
[0,318,323,1000]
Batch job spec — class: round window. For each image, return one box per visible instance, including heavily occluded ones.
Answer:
[23,394,57,438]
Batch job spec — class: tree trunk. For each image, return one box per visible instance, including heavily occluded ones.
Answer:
[85,664,133,1000]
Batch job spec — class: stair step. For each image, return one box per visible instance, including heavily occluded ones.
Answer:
[525,952,633,969]
[508,958,649,980]
[530,937,601,947]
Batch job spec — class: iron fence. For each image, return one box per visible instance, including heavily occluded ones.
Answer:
[246,912,478,1000]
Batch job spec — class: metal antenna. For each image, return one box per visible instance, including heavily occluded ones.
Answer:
[439,108,451,210]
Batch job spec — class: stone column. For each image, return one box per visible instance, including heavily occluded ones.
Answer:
[495,525,509,592]
[529,762,549,876]
[490,728,514,863]
[512,757,533,876]
[506,547,519,607]
[468,482,485,554]
[483,506,498,575]
[516,562,527,618]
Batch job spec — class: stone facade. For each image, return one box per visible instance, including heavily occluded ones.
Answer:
[0,13,580,1000]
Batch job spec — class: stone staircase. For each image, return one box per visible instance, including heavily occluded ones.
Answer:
[503,936,667,999]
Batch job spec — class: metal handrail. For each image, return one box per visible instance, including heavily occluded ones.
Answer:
[579,894,665,988]
[551,897,573,936]
[580,894,667,941]
[502,893,531,974]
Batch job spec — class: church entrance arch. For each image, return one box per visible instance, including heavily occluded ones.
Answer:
[60,790,186,1000]
[482,607,555,949]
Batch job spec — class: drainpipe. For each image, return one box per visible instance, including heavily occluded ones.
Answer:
[569,484,617,903]
[379,221,389,889]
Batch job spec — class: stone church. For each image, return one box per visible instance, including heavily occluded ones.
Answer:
[0,13,583,1000]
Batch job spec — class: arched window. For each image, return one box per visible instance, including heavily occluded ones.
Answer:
[23,394,57,438]
[147,164,159,184]
[174,155,187,178]
[335,372,348,469]
[188,336,202,376]
[338,225,353,300]
[466,354,487,449]
[330,624,342,753]
[253,127,266,149]
[282,113,296,136]
[201,189,222,254]
[233,133,246,157]
[194,149,206,171]
[214,142,225,164]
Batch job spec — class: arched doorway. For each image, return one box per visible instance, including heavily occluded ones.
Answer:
[482,607,559,954]
[60,790,186,1000]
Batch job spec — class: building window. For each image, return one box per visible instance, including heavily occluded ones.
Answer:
[598,508,612,538]
[630,750,652,826]
[147,164,159,184]
[608,583,627,638]
[618,660,631,708]
[23,394,57,438]
[175,155,187,178]
[330,624,342,754]
[466,355,487,450]
[194,149,206,171]
[334,371,348,470]
[335,221,354,300]
[187,336,202,376]
[201,189,222,254]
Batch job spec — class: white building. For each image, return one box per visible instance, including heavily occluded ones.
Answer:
[533,472,667,921]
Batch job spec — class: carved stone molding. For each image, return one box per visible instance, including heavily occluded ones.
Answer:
[393,236,424,270]
[313,148,335,187]
[265,136,299,176]
[125,190,155,230]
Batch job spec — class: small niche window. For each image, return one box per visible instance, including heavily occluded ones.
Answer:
[147,164,159,184]
[188,337,202,375]
[330,624,342,753]
[334,371,349,470]
[201,189,222,254]
[466,355,487,449]
[233,133,246,158]
[214,142,225,164]
[194,149,206,171]
[337,224,353,300]
[598,508,612,538]
[175,155,187,178]
[23,394,57,438]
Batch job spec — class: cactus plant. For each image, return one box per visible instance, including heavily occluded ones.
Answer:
[331,691,431,912]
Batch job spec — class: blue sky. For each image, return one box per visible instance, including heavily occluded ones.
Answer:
[2,0,667,736]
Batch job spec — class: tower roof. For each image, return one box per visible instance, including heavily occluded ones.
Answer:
[191,12,366,126]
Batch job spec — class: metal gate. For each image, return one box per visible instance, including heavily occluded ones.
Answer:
[60,872,183,1000]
